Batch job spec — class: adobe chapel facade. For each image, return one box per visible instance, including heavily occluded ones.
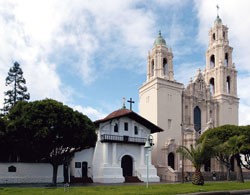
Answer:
[139,15,239,181]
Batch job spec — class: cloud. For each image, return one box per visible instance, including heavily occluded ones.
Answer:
[0,0,158,108]
[238,76,250,125]
[239,104,250,126]
[73,105,107,121]
[175,62,202,86]
[50,0,156,81]
[194,0,250,125]
[0,0,72,105]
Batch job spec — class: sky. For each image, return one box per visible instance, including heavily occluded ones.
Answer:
[0,0,250,125]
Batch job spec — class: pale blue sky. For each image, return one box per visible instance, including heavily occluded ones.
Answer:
[0,0,250,125]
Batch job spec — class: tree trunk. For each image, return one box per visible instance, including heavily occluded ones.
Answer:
[64,162,69,183]
[52,164,58,186]
[226,168,230,181]
[192,169,204,185]
[235,154,244,183]
[14,76,17,105]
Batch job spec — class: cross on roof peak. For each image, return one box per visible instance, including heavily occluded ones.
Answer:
[127,98,135,111]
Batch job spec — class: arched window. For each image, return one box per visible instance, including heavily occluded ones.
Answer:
[223,31,225,39]
[225,53,228,66]
[151,60,154,76]
[114,123,118,132]
[210,110,213,118]
[227,76,230,93]
[134,126,138,135]
[168,153,175,170]
[8,166,16,172]
[213,33,215,40]
[210,55,215,68]
[194,106,201,132]
[210,78,215,94]
[163,58,167,75]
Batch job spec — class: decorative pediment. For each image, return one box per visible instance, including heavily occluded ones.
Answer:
[184,69,210,101]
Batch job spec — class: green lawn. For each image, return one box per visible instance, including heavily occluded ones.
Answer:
[0,181,250,195]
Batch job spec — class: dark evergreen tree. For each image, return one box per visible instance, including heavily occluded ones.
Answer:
[7,99,97,185]
[2,62,30,114]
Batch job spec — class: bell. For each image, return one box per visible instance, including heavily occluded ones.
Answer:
[144,139,151,148]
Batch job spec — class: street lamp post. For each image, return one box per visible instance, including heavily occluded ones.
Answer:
[144,134,154,188]
[181,124,184,183]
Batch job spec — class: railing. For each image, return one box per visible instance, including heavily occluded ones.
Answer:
[100,134,152,145]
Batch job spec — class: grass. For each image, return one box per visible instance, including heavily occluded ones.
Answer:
[0,181,250,195]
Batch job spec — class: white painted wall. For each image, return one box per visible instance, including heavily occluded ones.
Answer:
[99,117,148,138]
[70,148,94,178]
[217,98,238,126]
[0,163,63,184]
[139,78,183,167]
[91,117,160,183]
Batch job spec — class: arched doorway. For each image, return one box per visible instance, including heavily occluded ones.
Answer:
[121,155,133,176]
[168,153,175,170]
[204,159,211,172]
[82,162,88,178]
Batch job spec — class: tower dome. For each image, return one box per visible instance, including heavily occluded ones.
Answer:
[154,31,166,46]
[214,15,222,25]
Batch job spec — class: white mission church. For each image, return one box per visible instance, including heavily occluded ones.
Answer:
[0,15,244,184]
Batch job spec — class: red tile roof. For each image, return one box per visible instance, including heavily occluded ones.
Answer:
[94,109,163,133]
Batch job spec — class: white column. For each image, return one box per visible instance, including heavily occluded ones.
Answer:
[112,143,117,166]
[140,145,145,166]
[103,143,109,166]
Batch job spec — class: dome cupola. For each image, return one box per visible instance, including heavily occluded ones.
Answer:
[154,31,166,46]
[214,15,222,25]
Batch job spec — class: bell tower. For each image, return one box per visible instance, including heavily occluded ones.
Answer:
[139,31,183,168]
[147,31,174,81]
[204,15,239,126]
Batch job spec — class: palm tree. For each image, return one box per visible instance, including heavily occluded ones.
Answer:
[177,137,213,185]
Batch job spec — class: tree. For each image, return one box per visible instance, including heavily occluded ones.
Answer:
[199,125,244,182]
[0,116,8,161]
[234,126,250,177]
[7,99,97,185]
[2,62,30,115]
[225,135,246,183]
[208,138,233,181]
[177,137,213,185]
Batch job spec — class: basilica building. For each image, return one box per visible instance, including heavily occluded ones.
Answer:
[139,15,239,181]
[0,15,242,184]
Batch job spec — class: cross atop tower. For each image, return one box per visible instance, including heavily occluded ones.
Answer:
[216,4,220,17]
